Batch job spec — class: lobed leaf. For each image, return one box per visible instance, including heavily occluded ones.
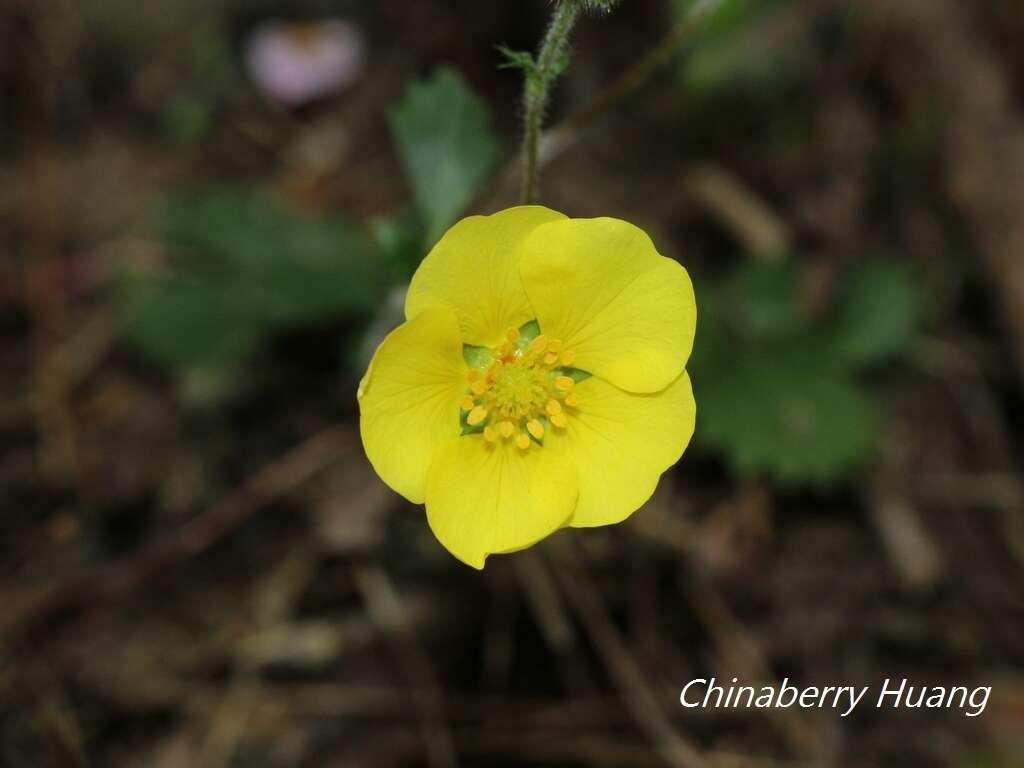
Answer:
[696,341,879,486]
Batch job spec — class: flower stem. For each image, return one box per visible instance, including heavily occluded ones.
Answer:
[520,1,581,204]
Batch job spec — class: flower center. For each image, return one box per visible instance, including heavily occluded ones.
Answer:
[460,325,582,450]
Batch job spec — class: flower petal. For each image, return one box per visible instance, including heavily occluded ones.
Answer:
[425,437,578,569]
[358,308,466,504]
[406,206,567,346]
[552,372,695,528]
[520,217,696,393]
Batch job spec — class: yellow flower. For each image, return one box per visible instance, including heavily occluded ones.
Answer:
[358,206,696,568]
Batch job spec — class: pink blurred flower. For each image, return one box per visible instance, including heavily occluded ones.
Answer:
[245,19,366,107]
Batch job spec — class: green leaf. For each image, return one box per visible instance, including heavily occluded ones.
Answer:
[696,340,879,486]
[122,275,262,367]
[122,189,388,371]
[388,67,502,241]
[674,0,790,93]
[164,190,385,321]
[829,260,919,368]
[370,208,427,279]
[688,279,730,376]
[724,259,801,340]
[675,0,766,33]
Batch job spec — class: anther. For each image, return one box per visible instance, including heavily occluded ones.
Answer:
[550,412,568,429]
[515,433,531,450]
[471,380,489,396]
[527,335,548,356]
[543,352,558,365]
[498,420,515,439]
[564,391,580,408]
[527,419,545,440]
[560,350,576,366]
[555,375,574,392]
[460,396,475,411]
[483,425,497,443]
[505,327,519,343]
[467,405,488,426]
[546,399,562,416]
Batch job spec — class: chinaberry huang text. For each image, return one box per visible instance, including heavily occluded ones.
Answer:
[679,677,990,718]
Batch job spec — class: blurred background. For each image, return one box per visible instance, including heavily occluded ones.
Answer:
[3,0,1024,765]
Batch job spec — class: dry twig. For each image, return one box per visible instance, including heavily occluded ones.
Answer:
[547,537,709,768]
[353,564,460,768]
[1,426,352,634]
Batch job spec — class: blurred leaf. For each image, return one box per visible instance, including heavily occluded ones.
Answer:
[123,190,387,370]
[724,259,801,340]
[122,276,262,367]
[697,341,879,486]
[388,67,502,240]
[829,259,919,367]
[164,190,384,319]
[370,208,427,279]
[687,279,730,376]
[693,256,889,485]
[675,0,778,39]
[674,0,791,93]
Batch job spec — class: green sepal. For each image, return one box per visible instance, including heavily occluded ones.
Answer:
[463,344,493,369]
[530,414,550,446]
[518,319,540,341]
[558,367,591,383]
[459,407,486,436]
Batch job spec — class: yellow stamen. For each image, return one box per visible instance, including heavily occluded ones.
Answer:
[554,375,574,392]
[526,335,549,356]
[458,328,578,452]
[560,350,576,366]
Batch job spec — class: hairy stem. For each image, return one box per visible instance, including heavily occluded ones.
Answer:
[520,1,581,204]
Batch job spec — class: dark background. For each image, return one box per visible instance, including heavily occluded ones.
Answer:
[3,0,1024,766]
